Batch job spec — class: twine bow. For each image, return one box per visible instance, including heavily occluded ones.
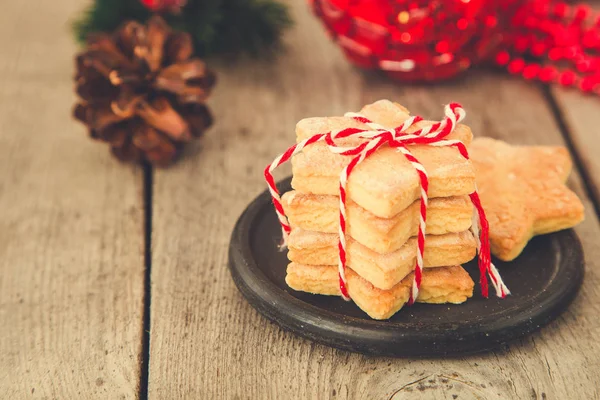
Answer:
[265,103,509,303]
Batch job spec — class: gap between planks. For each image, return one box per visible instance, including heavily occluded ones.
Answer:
[140,162,154,400]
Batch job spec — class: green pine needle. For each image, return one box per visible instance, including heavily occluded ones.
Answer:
[73,0,292,57]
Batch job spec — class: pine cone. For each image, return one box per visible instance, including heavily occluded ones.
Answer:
[73,16,216,167]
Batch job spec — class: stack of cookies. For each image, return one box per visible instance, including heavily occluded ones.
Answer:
[281,100,480,320]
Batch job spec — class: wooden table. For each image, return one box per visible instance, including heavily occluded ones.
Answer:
[1,1,599,399]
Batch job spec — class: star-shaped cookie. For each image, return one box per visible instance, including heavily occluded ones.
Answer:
[470,138,585,261]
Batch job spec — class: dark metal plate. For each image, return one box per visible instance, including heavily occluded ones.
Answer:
[228,178,584,356]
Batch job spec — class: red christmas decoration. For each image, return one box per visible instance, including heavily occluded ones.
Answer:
[310,0,600,95]
[141,0,187,13]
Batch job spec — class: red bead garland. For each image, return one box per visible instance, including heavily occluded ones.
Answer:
[310,0,600,95]
[498,0,600,95]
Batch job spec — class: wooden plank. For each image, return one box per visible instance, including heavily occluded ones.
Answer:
[149,0,600,397]
[550,0,600,214]
[550,87,600,212]
[0,1,145,398]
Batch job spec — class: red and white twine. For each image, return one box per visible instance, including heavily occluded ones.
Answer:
[264,103,509,303]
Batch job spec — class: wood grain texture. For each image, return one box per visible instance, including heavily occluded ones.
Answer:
[148,0,600,398]
[0,1,145,398]
[551,87,600,211]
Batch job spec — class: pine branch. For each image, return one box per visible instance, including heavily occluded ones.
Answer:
[72,0,292,57]
[73,0,151,44]
[212,0,292,56]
